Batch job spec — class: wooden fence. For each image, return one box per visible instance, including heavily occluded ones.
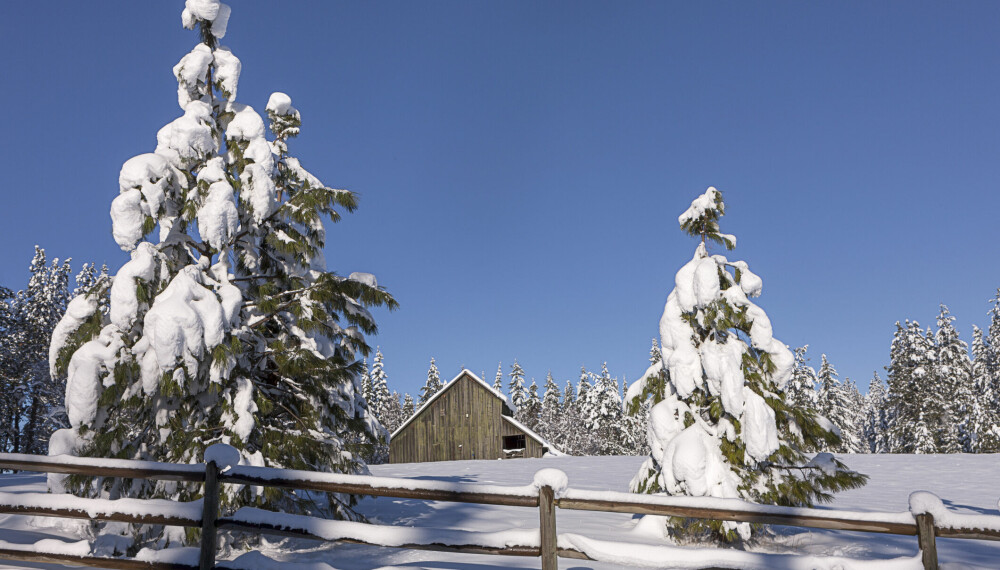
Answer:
[0,452,997,570]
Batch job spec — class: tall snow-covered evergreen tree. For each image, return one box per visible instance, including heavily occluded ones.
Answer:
[359,357,372,407]
[627,187,864,544]
[381,391,404,434]
[401,393,415,419]
[46,0,396,541]
[508,360,527,412]
[816,355,862,453]
[583,363,625,455]
[559,378,584,454]
[419,357,443,404]
[970,326,1000,452]
[0,247,78,454]
[863,372,889,453]
[785,346,819,412]
[369,349,391,426]
[885,321,934,453]
[519,379,542,431]
[934,305,971,453]
[539,372,562,439]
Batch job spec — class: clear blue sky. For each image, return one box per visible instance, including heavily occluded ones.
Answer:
[2,1,998,397]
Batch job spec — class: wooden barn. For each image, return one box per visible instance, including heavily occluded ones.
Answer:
[389,369,559,463]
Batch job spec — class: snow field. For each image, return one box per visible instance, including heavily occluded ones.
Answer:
[0,453,997,569]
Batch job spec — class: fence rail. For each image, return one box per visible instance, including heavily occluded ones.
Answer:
[0,452,996,570]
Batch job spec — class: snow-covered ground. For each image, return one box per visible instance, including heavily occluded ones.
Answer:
[0,454,997,569]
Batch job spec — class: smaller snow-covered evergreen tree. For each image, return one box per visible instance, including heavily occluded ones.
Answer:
[785,346,819,412]
[508,360,527,412]
[970,326,1000,452]
[583,363,625,455]
[419,357,443,404]
[816,355,862,453]
[934,305,972,453]
[401,393,415,420]
[493,362,504,392]
[863,373,890,453]
[519,380,542,430]
[539,372,562,439]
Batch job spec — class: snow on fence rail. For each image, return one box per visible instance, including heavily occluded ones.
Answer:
[0,451,998,570]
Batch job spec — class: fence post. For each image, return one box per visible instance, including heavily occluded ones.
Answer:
[539,484,557,570]
[914,513,938,570]
[199,460,220,570]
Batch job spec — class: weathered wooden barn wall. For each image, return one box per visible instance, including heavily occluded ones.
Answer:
[389,372,545,463]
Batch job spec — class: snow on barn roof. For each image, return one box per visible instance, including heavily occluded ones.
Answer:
[390,369,509,439]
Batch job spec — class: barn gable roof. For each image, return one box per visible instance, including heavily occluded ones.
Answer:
[390,369,508,439]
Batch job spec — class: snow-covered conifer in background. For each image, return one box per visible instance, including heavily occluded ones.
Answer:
[785,346,819,411]
[493,362,504,392]
[583,363,625,455]
[381,391,404,434]
[369,349,391,425]
[649,338,662,365]
[816,355,863,453]
[519,379,542,431]
[934,305,972,453]
[360,357,372,405]
[863,373,889,453]
[508,360,527,411]
[970,326,1000,452]
[538,372,561,439]
[559,379,584,454]
[419,357,442,404]
[401,393,415,421]
[885,321,933,453]
[46,0,396,542]
[0,248,83,455]
[626,187,864,544]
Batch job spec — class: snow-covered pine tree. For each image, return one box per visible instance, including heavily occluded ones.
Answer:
[401,393,415,419]
[47,0,396,542]
[519,379,542,431]
[970,326,1000,452]
[508,360,527,412]
[493,362,504,392]
[369,349,391,425]
[583,363,625,455]
[381,391,404,434]
[843,377,867,454]
[627,187,864,544]
[539,372,561,440]
[419,357,443,404]
[885,321,934,453]
[816,355,862,453]
[650,338,662,365]
[0,248,76,454]
[360,358,372,406]
[934,305,971,453]
[863,372,889,453]
[560,379,583,454]
[785,346,819,412]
